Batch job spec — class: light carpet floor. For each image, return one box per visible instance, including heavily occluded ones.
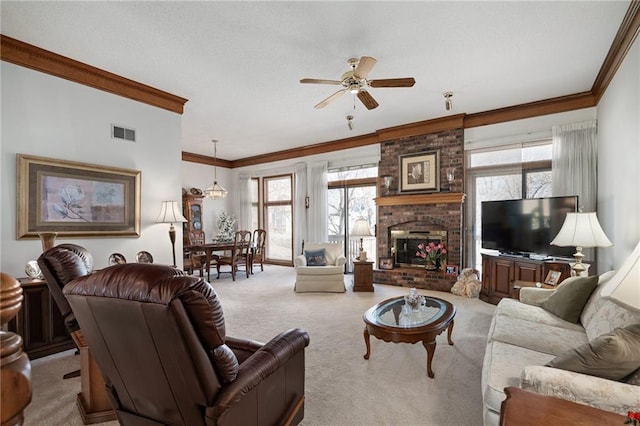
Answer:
[25,265,496,426]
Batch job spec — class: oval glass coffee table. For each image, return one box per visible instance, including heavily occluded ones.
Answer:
[363,295,456,378]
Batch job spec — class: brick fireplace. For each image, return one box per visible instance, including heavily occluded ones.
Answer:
[374,123,465,292]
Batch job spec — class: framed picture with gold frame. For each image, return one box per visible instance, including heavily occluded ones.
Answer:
[544,270,562,286]
[16,154,141,239]
[399,150,440,193]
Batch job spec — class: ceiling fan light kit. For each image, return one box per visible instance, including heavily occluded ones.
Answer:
[300,56,416,110]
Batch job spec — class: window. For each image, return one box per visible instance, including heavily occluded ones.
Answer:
[465,141,552,271]
[263,175,293,265]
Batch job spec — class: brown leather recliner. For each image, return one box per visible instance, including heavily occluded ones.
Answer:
[38,244,116,423]
[63,262,310,426]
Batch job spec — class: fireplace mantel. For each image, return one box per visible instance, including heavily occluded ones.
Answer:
[375,192,465,206]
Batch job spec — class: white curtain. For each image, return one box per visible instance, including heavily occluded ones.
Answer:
[552,119,598,212]
[293,163,307,256]
[552,120,598,261]
[308,161,328,244]
[237,174,251,231]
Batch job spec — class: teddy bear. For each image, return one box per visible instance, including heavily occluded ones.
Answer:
[451,267,481,298]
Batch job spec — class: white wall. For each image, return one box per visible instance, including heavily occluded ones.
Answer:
[597,34,640,271]
[1,63,184,277]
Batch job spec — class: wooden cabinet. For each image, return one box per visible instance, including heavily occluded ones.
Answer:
[353,261,374,292]
[182,194,205,245]
[7,278,75,359]
[480,255,544,304]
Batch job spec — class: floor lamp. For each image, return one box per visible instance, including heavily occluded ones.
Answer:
[156,201,187,267]
[550,212,612,276]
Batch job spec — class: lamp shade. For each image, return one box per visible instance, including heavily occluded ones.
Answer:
[351,219,372,238]
[550,212,612,248]
[204,182,228,199]
[155,201,187,224]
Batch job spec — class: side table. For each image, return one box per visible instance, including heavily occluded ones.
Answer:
[510,280,555,300]
[353,261,374,292]
[500,387,626,425]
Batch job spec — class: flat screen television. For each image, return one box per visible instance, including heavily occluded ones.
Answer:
[481,196,578,258]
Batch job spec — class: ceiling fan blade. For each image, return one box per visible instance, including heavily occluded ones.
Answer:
[314,89,347,109]
[369,77,416,88]
[357,90,379,110]
[354,56,377,79]
[300,78,342,85]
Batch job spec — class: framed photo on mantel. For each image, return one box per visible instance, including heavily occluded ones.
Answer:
[399,150,440,194]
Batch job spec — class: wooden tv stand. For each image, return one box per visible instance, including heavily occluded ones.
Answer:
[480,254,572,305]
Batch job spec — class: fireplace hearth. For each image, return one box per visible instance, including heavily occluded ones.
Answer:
[391,229,447,268]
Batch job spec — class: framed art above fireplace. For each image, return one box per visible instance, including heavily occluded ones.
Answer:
[399,150,440,193]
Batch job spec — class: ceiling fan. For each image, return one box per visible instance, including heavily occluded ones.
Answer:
[300,56,415,110]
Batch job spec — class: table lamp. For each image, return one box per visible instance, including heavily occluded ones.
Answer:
[351,219,373,261]
[156,200,187,267]
[550,212,612,275]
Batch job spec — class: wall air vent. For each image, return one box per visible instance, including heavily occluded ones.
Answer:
[111,124,136,142]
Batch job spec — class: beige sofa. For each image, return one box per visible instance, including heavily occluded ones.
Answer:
[481,270,640,425]
[294,243,346,293]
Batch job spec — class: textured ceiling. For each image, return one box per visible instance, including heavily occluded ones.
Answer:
[0,1,630,161]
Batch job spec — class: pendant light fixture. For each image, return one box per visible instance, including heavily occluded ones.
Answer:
[204,139,228,199]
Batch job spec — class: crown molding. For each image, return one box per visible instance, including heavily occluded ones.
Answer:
[229,133,381,169]
[181,151,233,168]
[464,92,595,129]
[376,114,465,141]
[0,35,188,114]
[591,0,640,103]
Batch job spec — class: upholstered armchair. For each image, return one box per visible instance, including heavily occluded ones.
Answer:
[294,242,346,293]
[63,263,310,426]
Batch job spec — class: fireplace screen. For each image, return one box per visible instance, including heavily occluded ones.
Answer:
[391,229,447,268]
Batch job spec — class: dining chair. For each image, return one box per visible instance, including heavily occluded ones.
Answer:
[217,230,251,281]
[184,230,208,276]
[251,229,266,273]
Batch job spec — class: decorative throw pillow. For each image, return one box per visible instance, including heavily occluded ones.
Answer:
[546,324,640,381]
[541,275,599,323]
[305,249,326,266]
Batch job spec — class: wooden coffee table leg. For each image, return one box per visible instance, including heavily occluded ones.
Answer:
[447,319,455,345]
[363,327,371,360]
[423,339,436,378]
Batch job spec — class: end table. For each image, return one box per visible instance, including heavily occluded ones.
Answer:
[353,260,374,292]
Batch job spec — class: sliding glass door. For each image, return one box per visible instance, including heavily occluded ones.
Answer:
[327,166,377,272]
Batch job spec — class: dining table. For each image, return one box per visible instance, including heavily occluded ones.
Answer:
[184,241,253,281]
